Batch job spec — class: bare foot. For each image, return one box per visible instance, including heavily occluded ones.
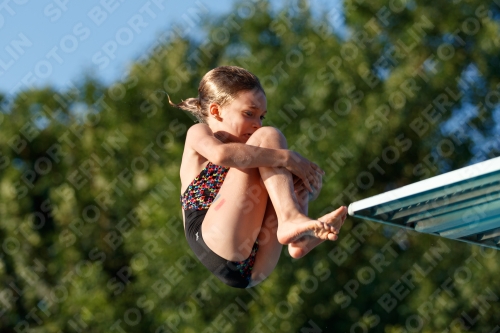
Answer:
[286,207,348,259]
[277,206,347,245]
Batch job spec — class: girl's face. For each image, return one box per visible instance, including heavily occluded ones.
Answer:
[209,89,267,143]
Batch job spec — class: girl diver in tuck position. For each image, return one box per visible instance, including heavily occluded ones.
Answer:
[171,66,347,289]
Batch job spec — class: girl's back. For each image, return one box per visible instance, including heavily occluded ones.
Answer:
[179,124,210,197]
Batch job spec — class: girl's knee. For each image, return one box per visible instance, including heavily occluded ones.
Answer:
[249,126,287,148]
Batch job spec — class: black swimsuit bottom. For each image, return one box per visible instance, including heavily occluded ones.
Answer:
[184,208,258,289]
[181,162,259,289]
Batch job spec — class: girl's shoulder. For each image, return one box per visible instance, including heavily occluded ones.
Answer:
[185,123,212,142]
[184,123,223,160]
[183,123,215,156]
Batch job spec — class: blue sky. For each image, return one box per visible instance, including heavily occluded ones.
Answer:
[0,1,234,95]
[0,0,338,97]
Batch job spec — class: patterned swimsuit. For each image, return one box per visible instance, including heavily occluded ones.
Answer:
[181,162,259,288]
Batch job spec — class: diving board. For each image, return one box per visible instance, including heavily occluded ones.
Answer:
[348,156,500,249]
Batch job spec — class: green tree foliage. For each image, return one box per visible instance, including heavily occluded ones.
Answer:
[1,0,499,331]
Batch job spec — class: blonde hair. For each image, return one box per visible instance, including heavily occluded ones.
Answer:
[169,66,265,123]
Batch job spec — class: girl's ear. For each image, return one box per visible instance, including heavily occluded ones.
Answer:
[209,103,222,121]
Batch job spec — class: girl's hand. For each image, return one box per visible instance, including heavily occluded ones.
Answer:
[287,151,324,194]
[293,172,323,201]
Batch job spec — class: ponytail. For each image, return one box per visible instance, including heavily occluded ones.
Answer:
[168,95,206,123]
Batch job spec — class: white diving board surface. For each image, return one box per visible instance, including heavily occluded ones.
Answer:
[348,156,500,249]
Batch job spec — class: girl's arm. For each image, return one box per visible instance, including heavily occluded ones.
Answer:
[186,124,323,192]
